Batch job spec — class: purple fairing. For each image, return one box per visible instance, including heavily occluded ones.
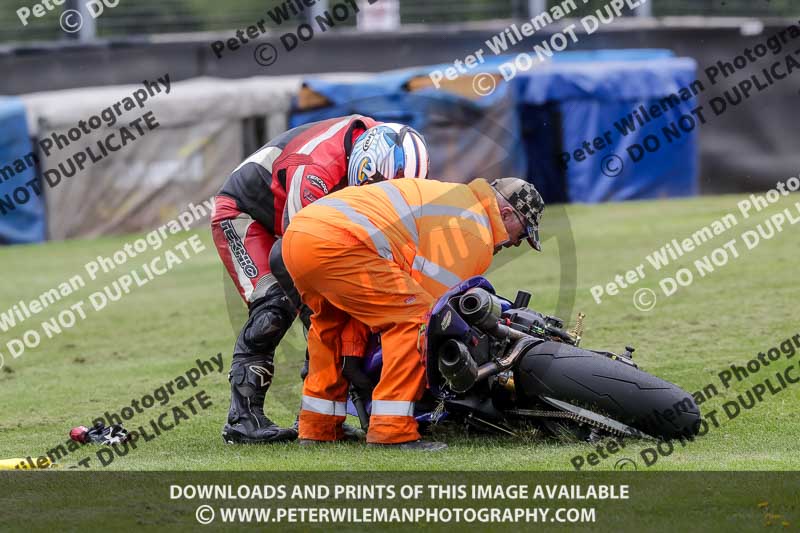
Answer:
[361,336,383,376]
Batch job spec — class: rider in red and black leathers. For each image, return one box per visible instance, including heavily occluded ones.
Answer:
[212,115,380,444]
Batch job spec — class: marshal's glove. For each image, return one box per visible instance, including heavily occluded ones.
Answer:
[70,421,131,445]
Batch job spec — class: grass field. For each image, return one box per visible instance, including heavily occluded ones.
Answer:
[1,192,798,472]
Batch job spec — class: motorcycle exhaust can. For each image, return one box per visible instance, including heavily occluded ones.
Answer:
[459,288,503,330]
[438,339,478,393]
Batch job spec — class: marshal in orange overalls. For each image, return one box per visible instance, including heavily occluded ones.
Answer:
[282,178,509,444]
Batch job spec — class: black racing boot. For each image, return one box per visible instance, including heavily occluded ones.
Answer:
[222,356,298,444]
[342,424,366,441]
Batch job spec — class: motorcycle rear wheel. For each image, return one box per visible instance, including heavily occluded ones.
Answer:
[514,341,700,439]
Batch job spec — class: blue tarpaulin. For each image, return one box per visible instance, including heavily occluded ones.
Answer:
[507,55,699,202]
[0,98,45,244]
[291,49,698,203]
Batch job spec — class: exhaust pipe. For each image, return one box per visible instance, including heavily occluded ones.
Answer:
[459,288,527,341]
[450,288,543,389]
[475,337,539,382]
[437,339,478,393]
[459,288,503,331]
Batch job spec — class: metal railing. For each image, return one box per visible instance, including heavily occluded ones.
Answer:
[1,0,798,44]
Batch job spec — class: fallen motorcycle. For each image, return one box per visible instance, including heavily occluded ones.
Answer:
[348,276,701,442]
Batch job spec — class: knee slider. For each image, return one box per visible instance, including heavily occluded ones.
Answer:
[243,309,288,351]
[243,288,294,352]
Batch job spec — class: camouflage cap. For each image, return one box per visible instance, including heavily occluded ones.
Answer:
[490,177,545,251]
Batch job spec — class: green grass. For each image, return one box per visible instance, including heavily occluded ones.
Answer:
[0,192,798,472]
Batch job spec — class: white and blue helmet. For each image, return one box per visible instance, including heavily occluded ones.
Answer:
[347,123,429,186]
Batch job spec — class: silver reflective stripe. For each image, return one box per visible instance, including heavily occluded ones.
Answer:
[373,181,419,245]
[371,400,415,417]
[286,165,306,221]
[420,204,490,231]
[315,198,394,261]
[412,255,462,288]
[298,116,353,155]
[232,146,281,174]
[301,395,347,416]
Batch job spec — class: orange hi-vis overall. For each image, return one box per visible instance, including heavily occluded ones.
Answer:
[282,178,509,444]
